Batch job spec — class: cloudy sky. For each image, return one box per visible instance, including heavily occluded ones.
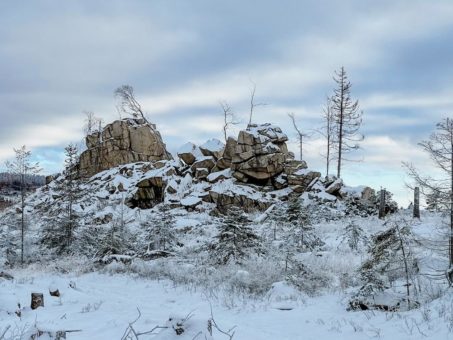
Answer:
[1,0,453,205]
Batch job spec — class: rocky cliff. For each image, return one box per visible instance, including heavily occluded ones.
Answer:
[79,118,172,178]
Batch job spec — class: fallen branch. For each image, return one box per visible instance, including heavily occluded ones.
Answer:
[209,304,236,339]
[121,308,167,340]
[0,325,11,340]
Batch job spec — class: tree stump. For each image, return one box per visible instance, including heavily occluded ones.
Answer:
[49,288,60,297]
[31,293,44,310]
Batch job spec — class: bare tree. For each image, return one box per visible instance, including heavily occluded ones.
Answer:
[330,67,363,178]
[322,96,336,177]
[287,112,308,161]
[405,118,453,276]
[219,101,238,143]
[114,85,148,123]
[83,111,97,136]
[5,146,41,264]
[247,81,266,128]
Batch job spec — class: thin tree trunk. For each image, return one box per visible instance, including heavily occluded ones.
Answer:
[337,73,344,178]
[21,173,25,265]
[450,117,453,267]
[299,135,303,161]
[396,225,411,310]
[413,187,420,219]
[379,189,386,219]
[326,132,330,177]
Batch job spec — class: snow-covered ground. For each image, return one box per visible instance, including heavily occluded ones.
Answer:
[0,257,452,339]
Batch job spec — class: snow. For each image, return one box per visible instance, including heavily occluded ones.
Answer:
[180,196,202,207]
[0,266,450,340]
[206,169,232,182]
[293,168,315,176]
[341,185,367,198]
[4,146,453,339]
[177,143,203,159]
[200,139,224,152]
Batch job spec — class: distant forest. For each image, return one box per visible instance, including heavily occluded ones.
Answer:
[0,172,45,191]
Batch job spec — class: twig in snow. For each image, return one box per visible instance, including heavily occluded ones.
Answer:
[0,325,11,340]
[209,304,236,339]
[120,307,167,339]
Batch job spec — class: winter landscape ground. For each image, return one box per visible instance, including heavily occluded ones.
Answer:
[3,2,453,340]
[0,209,453,340]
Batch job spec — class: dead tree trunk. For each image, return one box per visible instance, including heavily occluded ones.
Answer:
[413,187,420,219]
[379,189,386,219]
[31,293,44,310]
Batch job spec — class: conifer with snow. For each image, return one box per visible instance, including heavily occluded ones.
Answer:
[212,206,262,264]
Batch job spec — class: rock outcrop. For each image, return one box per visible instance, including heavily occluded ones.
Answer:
[230,124,290,184]
[79,118,172,178]
[71,117,376,214]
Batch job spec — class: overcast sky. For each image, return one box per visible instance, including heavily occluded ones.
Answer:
[1,0,453,205]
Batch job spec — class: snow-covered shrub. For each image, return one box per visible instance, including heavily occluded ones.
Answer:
[350,217,420,311]
[211,206,263,265]
[337,219,368,252]
[285,260,332,296]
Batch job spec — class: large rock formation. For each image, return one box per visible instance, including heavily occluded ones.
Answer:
[230,124,290,184]
[79,118,172,178]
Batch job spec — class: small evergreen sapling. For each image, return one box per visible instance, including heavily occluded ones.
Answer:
[286,196,323,252]
[338,220,368,251]
[143,204,177,254]
[213,206,262,264]
[351,218,419,310]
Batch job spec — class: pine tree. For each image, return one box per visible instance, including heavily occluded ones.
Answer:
[268,201,287,241]
[286,196,323,251]
[338,220,368,251]
[352,218,418,310]
[143,204,177,253]
[213,206,262,264]
[40,144,83,255]
[330,67,363,178]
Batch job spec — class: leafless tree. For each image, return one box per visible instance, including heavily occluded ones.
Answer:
[330,67,363,178]
[323,96,336,176]
[247,81,266,128]
[220,101,238,143]
[114,85,148,123]
[404,118,453,277]
[83,111,98,136]
[287,112,308,161]
[5,146,41,264]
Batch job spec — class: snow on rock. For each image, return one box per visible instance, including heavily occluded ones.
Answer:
[180,196,202,208]
[206,168,232,183]
[199,138,225,160]
[177,142,204,165]
[209,178,271,212]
